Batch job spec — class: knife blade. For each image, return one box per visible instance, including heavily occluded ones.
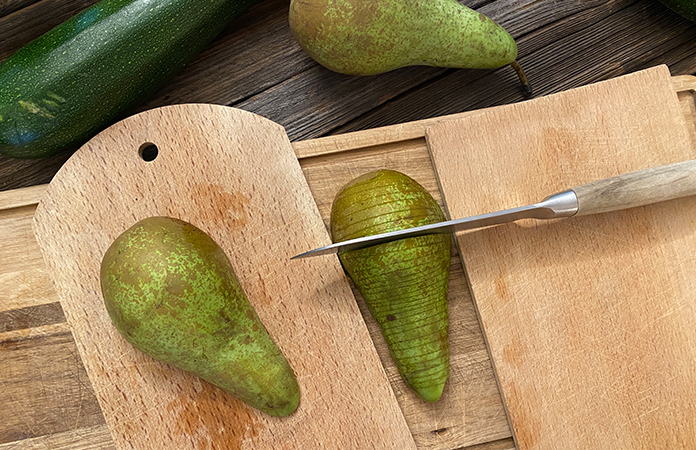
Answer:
[292,159,696,259]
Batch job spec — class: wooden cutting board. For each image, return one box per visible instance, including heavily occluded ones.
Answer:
[426,65,696,448]
[32,105,416,449]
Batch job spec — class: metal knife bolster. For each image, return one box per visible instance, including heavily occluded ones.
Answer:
[533,189,579,219]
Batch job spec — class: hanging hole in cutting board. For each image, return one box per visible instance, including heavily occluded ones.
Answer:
[138,143,159,162]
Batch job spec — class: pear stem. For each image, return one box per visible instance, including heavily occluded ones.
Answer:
[510,61,533,98]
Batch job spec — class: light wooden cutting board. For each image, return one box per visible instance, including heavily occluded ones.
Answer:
[427,65,696,449]
[32,105,416,449]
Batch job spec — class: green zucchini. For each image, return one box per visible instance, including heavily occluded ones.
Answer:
[0,0,256,159]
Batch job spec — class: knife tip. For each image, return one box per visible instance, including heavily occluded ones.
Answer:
[290,248,322,260]
[291,244,338,260]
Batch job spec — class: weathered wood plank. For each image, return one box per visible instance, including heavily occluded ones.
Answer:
[3,0,696,191]
[0,0,99,61]
[458,438,516,450]
[0,0,42,18]
[0,152,72,192]
[0,425,114,450]
[0,206,59,312]
[0,302,65,332]
[0,323,106,444]
[138,0,314,109]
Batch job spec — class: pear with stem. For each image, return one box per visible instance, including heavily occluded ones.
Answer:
[289,0,531,95]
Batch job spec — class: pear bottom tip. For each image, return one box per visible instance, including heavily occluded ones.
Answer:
[413,383,446,403]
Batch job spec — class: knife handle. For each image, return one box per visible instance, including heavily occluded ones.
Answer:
[572,159,696,216]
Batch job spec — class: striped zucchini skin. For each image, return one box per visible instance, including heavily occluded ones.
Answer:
[0,0,256,159]
[331,169,451,402]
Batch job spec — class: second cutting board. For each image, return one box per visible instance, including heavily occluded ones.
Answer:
[427,65,696,449]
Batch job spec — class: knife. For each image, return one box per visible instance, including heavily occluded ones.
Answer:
[292,159,696,259]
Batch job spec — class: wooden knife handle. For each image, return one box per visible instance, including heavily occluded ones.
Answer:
[573,159,696,216]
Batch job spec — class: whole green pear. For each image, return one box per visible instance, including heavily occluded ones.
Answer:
[100,216,300,417]
[289,0,518,76]
[331,170,451,402]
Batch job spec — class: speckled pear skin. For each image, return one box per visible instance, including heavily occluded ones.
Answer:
[331,170,451,402]
[100,216,300,417]
[289,0,517,76]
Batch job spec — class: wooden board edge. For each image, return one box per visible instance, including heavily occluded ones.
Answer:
[292,74,696,160]
[290,111,488,159]
[457,437,516,450]
[3,75,695,211]
[0,424,114,450]
[672,74,696,93]
[0,184,47,210]
[420,133,519,448]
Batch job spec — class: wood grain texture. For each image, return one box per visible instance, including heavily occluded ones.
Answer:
[428,66,696,449]
[32,105,416,449]
[137,0,314,110]
[0,302,64,332]
[0,185,46,210]
[3,75,696,450]
[0,0,42,17]
[0,322,106,444]
[572,159,696,216]
[5,0,696,192]
[0,204,58,313]
[0,425,114,450]
[459,439,515,450]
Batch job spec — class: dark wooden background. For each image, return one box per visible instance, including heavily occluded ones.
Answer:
[2,0,696,191]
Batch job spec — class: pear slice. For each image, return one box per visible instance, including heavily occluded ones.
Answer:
[331,170,451,402]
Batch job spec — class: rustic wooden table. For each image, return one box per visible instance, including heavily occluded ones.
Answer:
[2,0,696,449]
